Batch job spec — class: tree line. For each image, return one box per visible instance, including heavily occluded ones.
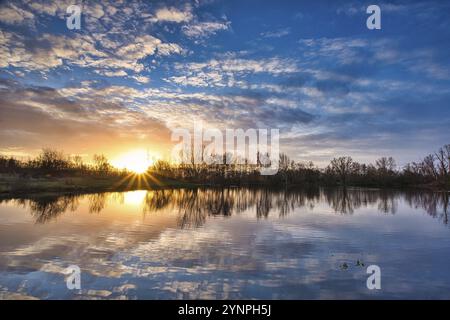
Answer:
[1,144,449,189]
[0,148,120,176]
[151,144,450,189]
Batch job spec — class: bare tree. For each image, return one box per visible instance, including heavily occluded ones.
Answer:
[376,157,396,173]
[421,154,438,180]
[328,157,355,185]
[435,145,450,178]
[93,154,112,174]
[37,148,69,171]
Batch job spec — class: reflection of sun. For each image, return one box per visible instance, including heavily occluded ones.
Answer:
[112,150,154,174]
[124,190,147,206]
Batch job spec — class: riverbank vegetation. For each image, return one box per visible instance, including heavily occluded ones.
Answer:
[1,144,449,194]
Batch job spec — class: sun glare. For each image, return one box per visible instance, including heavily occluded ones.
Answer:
[111,150,154,174]
[124,190,147,206]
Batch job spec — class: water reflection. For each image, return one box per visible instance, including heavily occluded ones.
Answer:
[323,188,399,215]
[1,187,450,299]
[0,187,448,227]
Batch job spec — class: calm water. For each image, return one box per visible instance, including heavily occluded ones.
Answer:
[0,187,449,299]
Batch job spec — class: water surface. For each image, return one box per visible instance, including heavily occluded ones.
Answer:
[0,187,449,299]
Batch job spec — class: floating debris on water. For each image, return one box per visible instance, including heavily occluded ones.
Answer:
[340,262,349,270]
[356,259,365,267]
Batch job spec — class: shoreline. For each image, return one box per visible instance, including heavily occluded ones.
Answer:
[0,174,199,197]
[0,174,448,200]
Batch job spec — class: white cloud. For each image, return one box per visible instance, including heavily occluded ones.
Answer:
[157,43,184,56]
[299,37,371,65]
[27,0,77,17]
[86,3,105,19]
[0,29,182,76]
[155,7,193,23]
[100,70,128,77]
[166,57,299,88]
[261,28,291,38]
[0,3,34,25]
[116,35,161,60]
[132,75,150,84]
[182,21,230,38]
[220,58,298,74]
[0,1,187,78]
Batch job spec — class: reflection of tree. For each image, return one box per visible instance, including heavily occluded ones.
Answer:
[323,188,398,215]
[377,190,397,215]
[28,195,79,223]
[88,193,106,214]
[256,189,271,219]
[142,187,321,227]
[324,187,355,214]
[177,189,206,228]
[143,189,175,214]
[444,193,449,225]
[5,187,450,227]
[404,191,450,225]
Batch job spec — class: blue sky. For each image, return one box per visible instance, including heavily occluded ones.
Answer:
[1,0,450,166]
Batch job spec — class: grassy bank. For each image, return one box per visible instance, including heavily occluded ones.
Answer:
[0,173,197,196]
[1,172,448,197]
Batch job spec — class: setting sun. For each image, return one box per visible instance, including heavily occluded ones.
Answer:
[111,150,155,174]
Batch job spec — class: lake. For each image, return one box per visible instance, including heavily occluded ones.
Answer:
[0,187,449,299]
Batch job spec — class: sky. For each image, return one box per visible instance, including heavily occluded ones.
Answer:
[1,0,450,167]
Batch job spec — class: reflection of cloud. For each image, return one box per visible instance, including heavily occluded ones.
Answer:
[1,188,450,299]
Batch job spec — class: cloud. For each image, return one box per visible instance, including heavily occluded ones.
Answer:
[155,6,193,23]
[0,3,34,25]
[0,29,182,76]
[0,80,172,157]
[299,37,369,65]
[0,76,314,160]
[1,0,449,166]
[167,57,299,88]
[157,43,184,56]
[0,1,185,78]
[260,28,290,38]
[26,0,80,17]
[86,3,105,19]
[298,36,450,80]
[132,75,150,84]
[182,21,230,38]
[101,70,128,77]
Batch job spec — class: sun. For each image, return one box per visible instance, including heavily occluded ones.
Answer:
[111,149,155,174]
